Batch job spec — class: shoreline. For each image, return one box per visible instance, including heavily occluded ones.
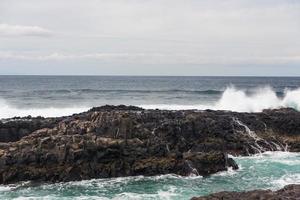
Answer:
[191,184,300,200]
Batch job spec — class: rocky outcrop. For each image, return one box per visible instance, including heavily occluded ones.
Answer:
[191,184,300,200]
[0,105,299,184]
[0,116,61,142]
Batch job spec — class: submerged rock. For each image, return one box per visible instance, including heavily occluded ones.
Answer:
[0,105,299,184]
[191,184,300,200]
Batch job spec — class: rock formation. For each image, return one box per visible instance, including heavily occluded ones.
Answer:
[191,184,300,200]
[0,116,60,143]
[0,105,299,184]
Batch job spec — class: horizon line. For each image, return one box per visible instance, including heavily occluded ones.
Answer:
[0,74,300,78]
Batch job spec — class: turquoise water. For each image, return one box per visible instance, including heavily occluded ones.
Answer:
[1,151,299,200]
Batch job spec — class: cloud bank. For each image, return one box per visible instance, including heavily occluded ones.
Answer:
[0,24,52,37]
[1,52,300,65]
[0,0,300,75]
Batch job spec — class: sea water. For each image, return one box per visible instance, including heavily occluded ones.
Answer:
[0,152,299,200]
[1,76,300,118]
[0,76,300,199]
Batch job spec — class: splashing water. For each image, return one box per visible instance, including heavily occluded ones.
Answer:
[232,118,287,154]
[184,160,200,177]
[214,86,300,112]
[142,86,300,113]
[1,86,300,118]
[0,99,89,118]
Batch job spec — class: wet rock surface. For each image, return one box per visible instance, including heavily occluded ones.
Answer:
[0,105,299,184]
[191,184,300,200]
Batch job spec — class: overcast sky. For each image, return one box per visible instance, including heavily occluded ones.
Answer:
[0,0,299,76]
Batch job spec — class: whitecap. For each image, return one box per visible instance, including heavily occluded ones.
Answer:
[139,86,300,112]
[0,99,89,119]
[271,174,300,189]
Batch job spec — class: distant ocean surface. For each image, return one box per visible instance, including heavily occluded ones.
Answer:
[1,76,300,200]
[1,76,300,118]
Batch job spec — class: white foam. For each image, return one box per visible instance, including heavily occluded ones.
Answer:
[214,86,278,112]
[0,99,89,119]
[0,186,12,192]
[257,151,300,165]
[140,86,300,112]
[157,186,178,200]
[259,151,300,158]
[112,186,178,200]
[213,167,239,177]
[74,196,109,200]
[272,174,300,189]
[234,151,300,159]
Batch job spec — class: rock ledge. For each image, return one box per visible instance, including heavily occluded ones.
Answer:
[191,184,300,200]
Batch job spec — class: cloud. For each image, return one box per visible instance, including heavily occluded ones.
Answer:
[0,24,52,37]
[1,51,299,65]
[0,0,300,75]
[0,52,169,64]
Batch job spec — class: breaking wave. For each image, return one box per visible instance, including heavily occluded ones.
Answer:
[1,86,300,118]
[0,99,89,119]
[141,86,300,112]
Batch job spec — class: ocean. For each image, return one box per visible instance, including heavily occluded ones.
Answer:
[1,76,300,118]
[0,76,300,199]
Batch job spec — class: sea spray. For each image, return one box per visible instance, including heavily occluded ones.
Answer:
[0,99,89,119]
[184,160,200,177]
[232,117,287,154]
[141,86,300,112]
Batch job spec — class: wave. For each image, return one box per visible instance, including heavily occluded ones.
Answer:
[19,89,224,95]
[1,86,300,118]
[140,86,300,112]
[0,100,89,119]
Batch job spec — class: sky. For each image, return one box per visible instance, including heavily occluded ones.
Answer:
[0,0,300,76]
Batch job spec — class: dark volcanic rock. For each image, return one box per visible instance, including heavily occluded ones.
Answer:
[191,184,300,200]
[0,105,299,184]
[0,116,61,143]
[89,104,144,112]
